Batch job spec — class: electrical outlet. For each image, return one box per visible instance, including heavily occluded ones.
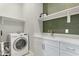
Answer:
[65,29,69,33]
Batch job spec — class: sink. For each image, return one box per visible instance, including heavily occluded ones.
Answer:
[42,33,53,36]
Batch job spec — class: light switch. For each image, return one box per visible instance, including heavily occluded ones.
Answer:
[65,29,69,33]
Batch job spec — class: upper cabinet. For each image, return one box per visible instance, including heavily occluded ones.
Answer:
[43,6,79,35]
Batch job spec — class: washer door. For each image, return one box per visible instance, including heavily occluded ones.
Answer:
[13,37,27,51]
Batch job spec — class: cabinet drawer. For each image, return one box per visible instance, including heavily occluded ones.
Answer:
[44,40,59,48]
[60,42,79,55]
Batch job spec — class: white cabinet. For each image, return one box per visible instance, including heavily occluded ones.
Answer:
[44,46,59,56]
[60,50,75,56]
[33,37,59,56]
[60,42,79,56]
[33,36,79,56]
[33,37,44,56]
[43,39,59,56]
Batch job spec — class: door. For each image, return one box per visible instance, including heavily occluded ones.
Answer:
[13,37,27,51]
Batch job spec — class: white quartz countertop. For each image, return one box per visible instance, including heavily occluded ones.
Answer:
[33,33,79,45]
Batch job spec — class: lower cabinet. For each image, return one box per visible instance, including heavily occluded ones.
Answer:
[33,37,59,56]
[43,44,59,56]
[60,50,75,56]
[33,37,44,56]
[33,37,79,56]
[43,40,59,56]
[60,42,79,56]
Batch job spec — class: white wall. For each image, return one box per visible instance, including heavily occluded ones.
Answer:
[0,3,43,53]
[0,3,22,19]
[0,3,43,34]
[23,3,43,35]
[22,3,43,52]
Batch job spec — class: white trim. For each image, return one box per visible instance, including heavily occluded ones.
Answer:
[0,16,26,22]
[43,10,67,21]
[43,5,79,21]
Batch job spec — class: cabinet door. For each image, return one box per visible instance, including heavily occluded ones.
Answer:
[44,45,59,56]
[33,37,44,56]
[60,41,79,56]
[60,50,74,56]
[60,49,78,56]
[43,40,59,56]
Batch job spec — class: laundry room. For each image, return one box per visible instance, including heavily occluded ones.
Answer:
[1,1,79,57]
[0,3,43,56]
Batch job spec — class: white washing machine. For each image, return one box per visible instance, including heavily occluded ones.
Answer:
[9,33,29,56]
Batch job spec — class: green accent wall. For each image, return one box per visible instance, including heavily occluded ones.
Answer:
[68,14,79,35]
[43,17,67,33]
[43,20,52,32]
[43,14,79,35]
[43,3,79,35]
[43,3,79,15]
[43,3,48,14]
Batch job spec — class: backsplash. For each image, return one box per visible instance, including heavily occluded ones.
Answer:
[43,14,79,35]
[68,14,79,34]
[43,16,67,33]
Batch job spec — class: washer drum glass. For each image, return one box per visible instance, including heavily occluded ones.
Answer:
[14,37,27,51]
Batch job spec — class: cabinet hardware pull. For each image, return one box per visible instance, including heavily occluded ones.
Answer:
[42,43,45,50]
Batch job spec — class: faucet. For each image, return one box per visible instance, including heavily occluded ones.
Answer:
[48,29,55,36]
[51,29,55,36]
